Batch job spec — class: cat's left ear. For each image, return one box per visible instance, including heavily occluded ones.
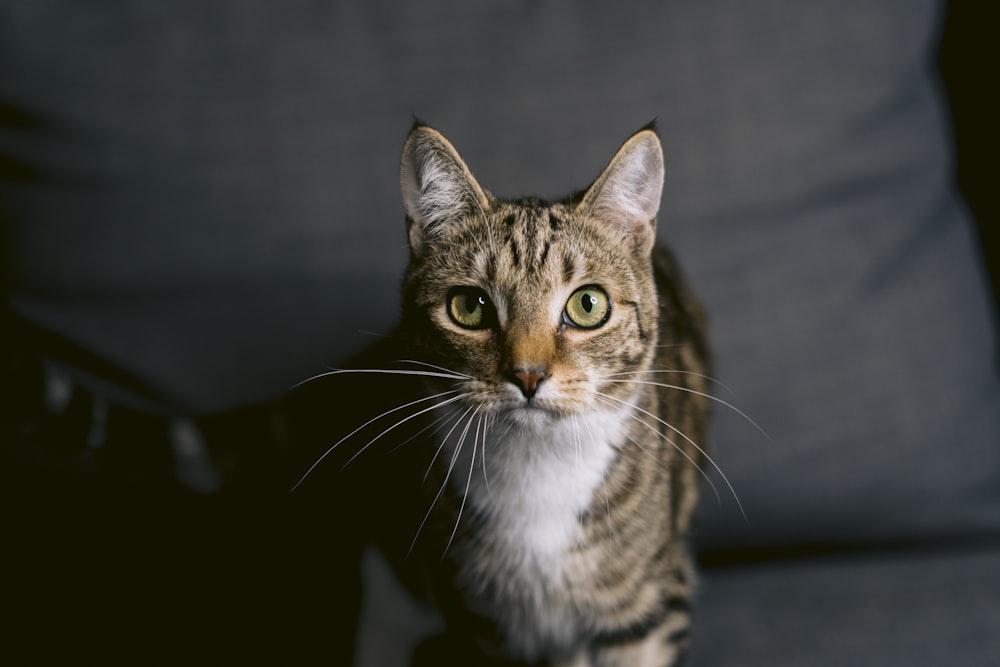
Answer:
[400,124,490,256]
[576,126,664,256]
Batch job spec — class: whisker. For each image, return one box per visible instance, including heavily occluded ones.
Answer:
[480,414,494,500]
[444,417,479,559]
[606,379,768,440]
[291,390,465,490]
[340,392,470,472]
[610,404,723,505]
[596,391,747,523]
[291,367,468,391]
[395,359,474,379]
[423,404,476,484]
[494,415,517,442]
[599,394,722,505]
[599,369,736,397]
[410,406,480,557]
[387,404,461,457]
[597,393,722,503]
[356,329,390,339]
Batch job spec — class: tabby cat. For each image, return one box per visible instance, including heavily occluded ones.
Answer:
[298,124,711,667]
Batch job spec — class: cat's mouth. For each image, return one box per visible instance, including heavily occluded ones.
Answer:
[459,377,579,425]
[495,390,574,426]
[513,397,550,413]
[501,401,556,429]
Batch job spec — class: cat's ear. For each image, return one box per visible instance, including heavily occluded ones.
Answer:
[400,124,490,255]
[576,126,664,256]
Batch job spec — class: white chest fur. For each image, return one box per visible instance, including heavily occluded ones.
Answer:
[441,405,630,657]
[473,411,622,564]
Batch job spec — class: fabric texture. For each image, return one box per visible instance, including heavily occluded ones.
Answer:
[354,542,1000,667]
[2,0,998,566]
[690,545,1000,667]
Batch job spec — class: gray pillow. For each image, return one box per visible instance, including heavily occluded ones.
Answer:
[2,0,997,550]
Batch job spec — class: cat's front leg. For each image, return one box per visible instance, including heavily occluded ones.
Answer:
[588,616,690,667]
[552,650,590,667]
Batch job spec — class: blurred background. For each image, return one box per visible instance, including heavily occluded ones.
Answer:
[2,1,998,665]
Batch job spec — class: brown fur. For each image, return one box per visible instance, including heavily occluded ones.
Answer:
[314,124,710,667]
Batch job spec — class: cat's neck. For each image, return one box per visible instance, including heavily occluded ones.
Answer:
[443,403,633,565]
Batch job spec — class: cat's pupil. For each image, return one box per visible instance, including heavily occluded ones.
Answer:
[581,294,595,313]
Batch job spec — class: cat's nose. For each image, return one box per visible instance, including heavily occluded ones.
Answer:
[511,368,549,399]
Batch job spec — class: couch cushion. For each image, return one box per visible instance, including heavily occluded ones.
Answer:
[691,545,1000,666]
[2,0,998,551]
[354,544,1000,667]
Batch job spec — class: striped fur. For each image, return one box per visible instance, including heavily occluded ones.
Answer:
[382,125,709,666]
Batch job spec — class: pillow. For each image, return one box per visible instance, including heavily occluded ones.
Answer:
[2,0,997,550]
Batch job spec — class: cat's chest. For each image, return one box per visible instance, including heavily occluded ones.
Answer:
[439,409,627,657]
[449,409,626,584]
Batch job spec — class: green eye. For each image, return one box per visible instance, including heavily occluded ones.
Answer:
[564,286,610,329]
[448,288,494,329]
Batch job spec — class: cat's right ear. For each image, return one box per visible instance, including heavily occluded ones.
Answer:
[575,126,664,257]
[400,124,490,255]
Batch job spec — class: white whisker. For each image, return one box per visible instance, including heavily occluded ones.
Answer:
[610,405,722,505]
[388,404,461,457]
[598,393,721,504]
[291,367,468,391]
[291,390,465,491]
[444,417,479,559]
[395,359,474,379]
[600,369,736,397]
[494,415,517,442]
[410,405,480,557]
[480,414,494,500]
[596,391,747,523]
[341,392,470,471]
[423,404,476,484]
[606,379,768,440]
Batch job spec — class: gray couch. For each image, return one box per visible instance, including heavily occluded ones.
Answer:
[3,2,998,665]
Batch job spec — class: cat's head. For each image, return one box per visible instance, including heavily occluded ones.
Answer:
[398,124,664,426]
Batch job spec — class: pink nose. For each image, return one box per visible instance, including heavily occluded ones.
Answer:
[512,368,548,399]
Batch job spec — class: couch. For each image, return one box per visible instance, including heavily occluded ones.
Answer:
[3,2,997,665]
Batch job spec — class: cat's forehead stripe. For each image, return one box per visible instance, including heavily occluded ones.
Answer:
[538,241,551,273]
[562,253,577,283]
[493,203,561,275]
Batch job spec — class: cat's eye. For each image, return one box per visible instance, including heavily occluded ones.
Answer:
[564,286,610,329]
[447,287,494,329]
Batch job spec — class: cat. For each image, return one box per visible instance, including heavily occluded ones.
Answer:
[294,123,712,667]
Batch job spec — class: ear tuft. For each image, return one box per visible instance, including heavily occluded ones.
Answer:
[400,125,488,254]
[576,128,664,255]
